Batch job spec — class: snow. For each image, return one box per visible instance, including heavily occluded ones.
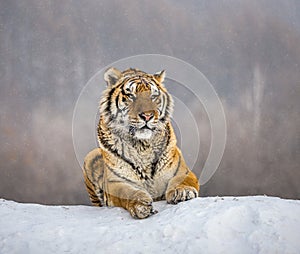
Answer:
[0,196,300,254]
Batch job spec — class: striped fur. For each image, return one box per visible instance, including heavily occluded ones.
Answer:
[83,68,199,219]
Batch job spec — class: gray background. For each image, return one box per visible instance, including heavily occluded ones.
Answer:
[0,0,299,204]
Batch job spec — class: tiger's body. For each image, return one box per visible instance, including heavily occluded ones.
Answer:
[83,68,199,219]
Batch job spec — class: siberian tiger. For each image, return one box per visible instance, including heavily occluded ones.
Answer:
[83,67,199,219]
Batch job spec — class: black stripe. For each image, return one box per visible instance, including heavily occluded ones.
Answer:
[107,179,143,190]
[86,182,95,193]
[85,173,100,195]
[151,77,160,86]
[98,127,147,179]
[84,176,102,205]
[100,136,137,172]
[90,194,99,200]
[151,124,171,177]
[91,200,101,206]
[90,154,102,168]
[151,162,157,178]
[159,93,167,120]
[159,91,172,122]
[106,165,137,185]
[105,86,117,114]
[121,142,125,158]
[165,123,171,149]
[151,145,164,178]
[121,88,128,96]
[129,80,136,90]
[142,78,151,89]
[115,93,120,111]
[166,93,171,115]
[91,166,104,183]
[121,155,139,176]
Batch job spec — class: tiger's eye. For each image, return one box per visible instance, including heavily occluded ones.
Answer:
[151,94,158,100]
[127,94,136,101]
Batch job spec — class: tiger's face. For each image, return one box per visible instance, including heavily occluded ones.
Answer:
[100,68,173,140]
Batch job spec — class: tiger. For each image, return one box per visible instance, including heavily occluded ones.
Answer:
[83,67,199,219]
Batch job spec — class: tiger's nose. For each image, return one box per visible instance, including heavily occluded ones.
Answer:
[139,112,154,122]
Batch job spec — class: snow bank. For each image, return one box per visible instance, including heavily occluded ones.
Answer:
[0,196,299,254]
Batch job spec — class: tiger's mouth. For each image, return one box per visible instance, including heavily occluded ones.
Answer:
[129,124,155,139]
[141,125,153,131]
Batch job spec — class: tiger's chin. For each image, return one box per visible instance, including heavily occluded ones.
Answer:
[134,128,153,140]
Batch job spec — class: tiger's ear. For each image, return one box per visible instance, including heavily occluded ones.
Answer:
[154,70,166,83]
[104,67,122,86]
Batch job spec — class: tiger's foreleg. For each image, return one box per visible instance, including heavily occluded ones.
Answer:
[166,171,199,204]
[105,180,156,219]
[165,153,200,204]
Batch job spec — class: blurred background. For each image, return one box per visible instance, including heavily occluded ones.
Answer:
[0,0,299,205]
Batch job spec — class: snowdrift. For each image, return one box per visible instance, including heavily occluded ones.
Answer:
[1,196,299,254]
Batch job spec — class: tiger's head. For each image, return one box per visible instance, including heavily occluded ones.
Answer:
[100,67,173,140]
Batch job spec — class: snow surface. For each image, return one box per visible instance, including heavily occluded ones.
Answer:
[0,196,300,254]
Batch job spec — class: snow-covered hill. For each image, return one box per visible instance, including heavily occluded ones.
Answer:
[0,196,299,254]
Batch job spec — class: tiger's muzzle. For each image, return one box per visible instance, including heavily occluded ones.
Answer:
[128,91,160,139]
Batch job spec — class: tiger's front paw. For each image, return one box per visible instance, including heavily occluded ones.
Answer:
[128,191,157,219]
[166,186,198,204]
